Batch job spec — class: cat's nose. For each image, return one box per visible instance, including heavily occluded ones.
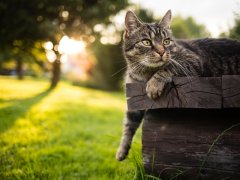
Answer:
[155,45,165,56]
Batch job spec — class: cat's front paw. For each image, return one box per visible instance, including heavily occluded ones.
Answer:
[146,78,165,99]
[116,148,127,161]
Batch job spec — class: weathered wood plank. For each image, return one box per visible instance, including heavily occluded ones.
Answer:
[143,151,240,172]
[144,163,240,180]
[142,109,240,179]
[127,75,240,110]
[127,76,240,178]
[126,83,145,97]
[143,144,240,156]
[127,76,222,110]
[223,75,240,107]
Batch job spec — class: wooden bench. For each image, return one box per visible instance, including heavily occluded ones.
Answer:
[126,75,240,179]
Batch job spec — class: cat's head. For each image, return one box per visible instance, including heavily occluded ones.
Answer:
[123,10,176,68]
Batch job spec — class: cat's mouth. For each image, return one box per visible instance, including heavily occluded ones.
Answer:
[142,59,166,68]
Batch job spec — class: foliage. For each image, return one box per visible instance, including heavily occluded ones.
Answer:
[89,8,156,91]
[0,1,214,89]
[135,8,155,23]
[171,15,210,39]
[91,40,125,91]
[92,8,210,90]
[0,0,128,45]
[229,15,240,39]
[0,76,143,179]
[132,8,209,39]
[219,12,240,39]
[0,0,128,83]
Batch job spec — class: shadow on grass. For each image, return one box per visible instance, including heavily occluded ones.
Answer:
[0,88,52,133]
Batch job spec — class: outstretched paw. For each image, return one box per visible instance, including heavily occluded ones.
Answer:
[116,149,128,161]
[146,78,165,99]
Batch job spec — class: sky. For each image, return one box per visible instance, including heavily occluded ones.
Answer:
[129,0,240,37]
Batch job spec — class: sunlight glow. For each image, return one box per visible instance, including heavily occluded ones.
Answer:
[100,37,108,44]
[61,11,69,18]
[60,54,68,64]
[58,36,86,55]
[43,41,53,50]
[100,35,121,45]
[46,50,57,63]
[98,15,123,45]
[94,24,103,32]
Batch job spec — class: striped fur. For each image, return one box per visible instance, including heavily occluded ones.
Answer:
[116,10,240,161]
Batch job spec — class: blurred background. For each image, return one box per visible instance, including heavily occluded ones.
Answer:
[0,0,239,90]
[0,0,240,179]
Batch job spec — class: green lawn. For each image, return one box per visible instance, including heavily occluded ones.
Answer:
[0,77,143,179]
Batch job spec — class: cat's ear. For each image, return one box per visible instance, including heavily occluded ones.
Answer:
[125,11,142,35]
[159,10,172,29]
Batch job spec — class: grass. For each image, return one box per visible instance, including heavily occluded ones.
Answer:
[0,76,143,179]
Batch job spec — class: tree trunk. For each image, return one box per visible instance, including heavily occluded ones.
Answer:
[16,56,23,80]
[0,61,2,74]
[50,58,61,88]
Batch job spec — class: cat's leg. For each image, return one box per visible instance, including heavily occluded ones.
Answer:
[116,110,145,161]
[146,70,172,99]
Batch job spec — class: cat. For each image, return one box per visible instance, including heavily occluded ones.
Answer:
[116,9,240,161]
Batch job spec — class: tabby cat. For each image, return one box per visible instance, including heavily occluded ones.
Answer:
[116,10,240,161]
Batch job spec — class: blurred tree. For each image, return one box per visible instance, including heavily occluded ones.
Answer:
[92,8,210,90]
[171,15,210,39]
[0,0,128,87]
[229,15,240,39]
[92,40,124,90]
[91,8,155,90]
[136,9,209,39]
[219,12,240,39]
[136,8,155,22]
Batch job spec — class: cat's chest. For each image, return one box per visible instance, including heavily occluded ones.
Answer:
[126,69,156,83]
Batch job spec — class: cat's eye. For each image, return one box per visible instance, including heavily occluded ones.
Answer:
[142,39,152,46]
[163,39,171,45]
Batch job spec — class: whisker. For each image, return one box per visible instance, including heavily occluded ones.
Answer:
[170,58,193,82]
[111,61,139,77]
[170,59,191,77]
[131,63,144,73]
[168,61,179,75]
[111,66,128,77]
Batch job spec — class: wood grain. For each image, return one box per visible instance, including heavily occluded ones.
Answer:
[126,75,240,110]
[223,75,240,107]
[142,109,240,179]
[127,76,240,178]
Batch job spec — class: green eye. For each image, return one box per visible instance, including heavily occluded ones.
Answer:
[163,39,171,45]
[142,39,152,46]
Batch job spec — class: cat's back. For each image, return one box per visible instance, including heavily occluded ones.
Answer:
[177,38,240,56]
[177,38,240,76]
[191,38,240,56]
